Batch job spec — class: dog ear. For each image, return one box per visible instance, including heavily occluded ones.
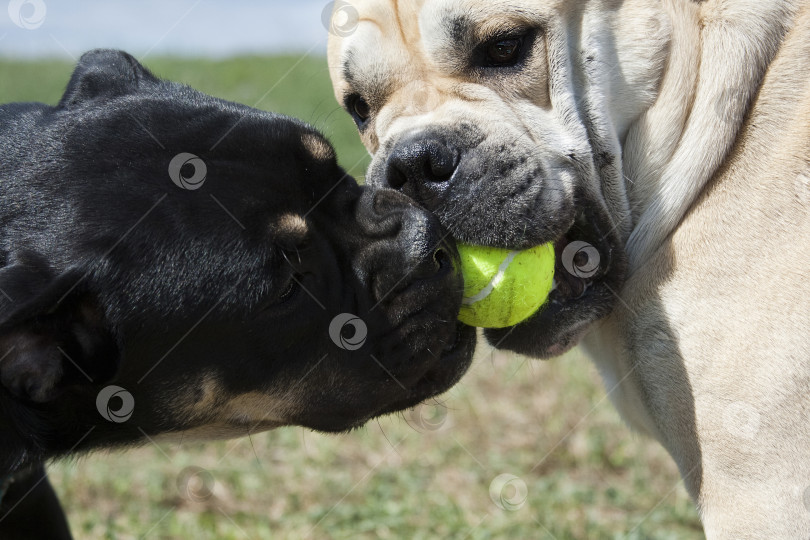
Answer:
[59,49,158,108]
[0,256,119,403]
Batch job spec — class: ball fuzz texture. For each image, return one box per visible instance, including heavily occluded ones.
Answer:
[457,243,555,329]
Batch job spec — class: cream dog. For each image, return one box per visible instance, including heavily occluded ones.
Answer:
[328,0,810,537]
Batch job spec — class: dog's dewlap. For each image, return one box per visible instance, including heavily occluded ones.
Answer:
[457,243,555,328]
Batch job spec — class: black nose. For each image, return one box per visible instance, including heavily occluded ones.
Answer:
[401,213,453,281]
[385,134,458,196]
[356,188,454,284]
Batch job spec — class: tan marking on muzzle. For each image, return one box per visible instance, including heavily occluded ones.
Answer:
[171,373,224,422]
[219,392,287,426]
[167,374,287,438]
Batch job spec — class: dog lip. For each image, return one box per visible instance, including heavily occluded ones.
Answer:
[443,324,464,352]
[375,323,476,416]
[481,199,626,358]
[546,206,614,304]
[317,323,475,432]
[542,322,590,357]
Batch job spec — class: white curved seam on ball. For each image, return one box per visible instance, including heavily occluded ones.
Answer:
[462,250,519,305]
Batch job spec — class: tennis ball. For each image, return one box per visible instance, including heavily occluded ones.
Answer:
[457,243,555,329]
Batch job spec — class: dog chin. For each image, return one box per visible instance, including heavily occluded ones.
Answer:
[303,323,476,434]
[378,323,476,411]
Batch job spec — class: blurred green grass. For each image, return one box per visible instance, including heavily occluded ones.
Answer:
[0,56,703,539]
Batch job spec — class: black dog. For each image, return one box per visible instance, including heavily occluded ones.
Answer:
[0,50,475,539]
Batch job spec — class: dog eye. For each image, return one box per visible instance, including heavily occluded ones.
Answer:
[351,96,371,123]
[277,278,299,303]
[255,274,302,315]
[353,98,370,119]
[487,38,523,65]
[474,29,537,69]
[350,96,371,125]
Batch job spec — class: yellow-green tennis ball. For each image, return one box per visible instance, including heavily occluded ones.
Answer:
[457,243,555,329]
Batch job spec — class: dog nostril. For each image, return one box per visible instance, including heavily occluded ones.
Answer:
[427,160,454,182]
[425,149,457,183]
[388,163,408,190]
[433,247,451,272]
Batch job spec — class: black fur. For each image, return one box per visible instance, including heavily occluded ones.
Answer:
[0,50,475,538]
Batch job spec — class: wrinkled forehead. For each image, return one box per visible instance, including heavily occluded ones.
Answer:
[328,0,561,94]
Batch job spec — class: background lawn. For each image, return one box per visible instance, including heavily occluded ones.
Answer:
[0,56,703,539]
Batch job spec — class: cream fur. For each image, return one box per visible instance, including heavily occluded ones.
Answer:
[328,1,810,536]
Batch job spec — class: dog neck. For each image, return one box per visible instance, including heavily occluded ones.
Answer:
[619,0,801,269]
